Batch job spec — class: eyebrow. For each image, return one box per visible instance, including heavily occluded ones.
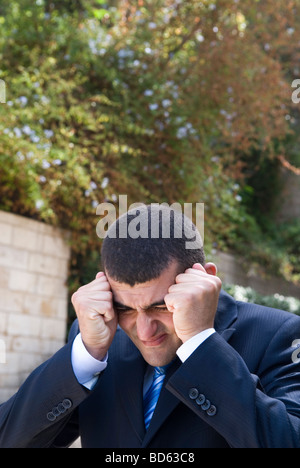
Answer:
[113,299,166,311]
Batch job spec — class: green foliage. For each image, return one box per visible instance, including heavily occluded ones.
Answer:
[0,0,299,285]
[223,284,300,316]
[275,220,300,283]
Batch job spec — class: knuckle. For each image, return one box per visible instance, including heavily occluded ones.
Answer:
[101,290,112,299]
[183,290,194,304]
[71,291,79,304]
[168,284,176,293]
[175,273,184,283]
[212,277,222,291]
[104,299,113,310]
[100,281,111,291]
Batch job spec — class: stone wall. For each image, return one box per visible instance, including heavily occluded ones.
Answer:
[0,210,70,403]
[212,251,300,300]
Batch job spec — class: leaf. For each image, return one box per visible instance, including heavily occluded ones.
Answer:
[92,8,108,20]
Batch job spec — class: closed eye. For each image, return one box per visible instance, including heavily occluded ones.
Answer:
[115,307,133,314]
[114,306,169,314]
[113,299,167,314]
[151,306,168,312]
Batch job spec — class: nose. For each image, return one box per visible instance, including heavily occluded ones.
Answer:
[136,311,158,342]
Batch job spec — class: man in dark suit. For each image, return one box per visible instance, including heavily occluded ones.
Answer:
[0,204,300,448]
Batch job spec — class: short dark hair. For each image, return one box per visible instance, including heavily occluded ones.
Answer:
[101,204,205,286]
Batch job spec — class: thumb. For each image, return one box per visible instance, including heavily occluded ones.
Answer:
[95,271,105,279]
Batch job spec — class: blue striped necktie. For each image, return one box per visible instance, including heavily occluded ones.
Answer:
[143,366,167,430]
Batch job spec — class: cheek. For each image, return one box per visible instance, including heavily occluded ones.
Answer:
[118,311,175,336]
[155,311,175,332]
[118,313,136,334]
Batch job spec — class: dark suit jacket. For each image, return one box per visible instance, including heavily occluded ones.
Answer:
[1,290,300,448]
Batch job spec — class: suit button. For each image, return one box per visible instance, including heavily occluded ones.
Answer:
[57,403,66,414]
[195,394,206,405]
[188,388,199,400]
[47,411,56,422]
[52,406,60,417]
[207,405,217,416]
[201,399,211,411]
[62,399,72,409]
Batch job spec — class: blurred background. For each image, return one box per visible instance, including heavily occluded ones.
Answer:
[0,0,300,396]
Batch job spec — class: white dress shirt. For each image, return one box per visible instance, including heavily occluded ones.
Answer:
[71,329,216,390]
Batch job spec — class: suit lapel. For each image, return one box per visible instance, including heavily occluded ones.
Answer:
[221,328,236,341]
[113,329,147,443]
[214,289,238,339]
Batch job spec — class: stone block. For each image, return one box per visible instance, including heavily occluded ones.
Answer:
[0,244,28,270]
[0,211,19,226]
[0,266,10,289]
[0,288,25,313]
[0,311,8,333]
[0,337,6,364]
[36,275,68,299]
[41,318,66,341]
[56,299,68,320]
[7,314,41,337]
[12,227,39,251]
[28,253,67,278]
[0,388,18,403]
[0,373,20,388]
[11,336,41,354]
[19,352,43,375]
[8,270,37,294]
[0,351,20,375]
[41,339,65,355]
[42,234,70,259]
[0,222,12,245]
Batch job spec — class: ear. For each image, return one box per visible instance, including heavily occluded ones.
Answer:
[204,262,218,276]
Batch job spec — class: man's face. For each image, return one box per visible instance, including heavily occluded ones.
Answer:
[107,261,182,367]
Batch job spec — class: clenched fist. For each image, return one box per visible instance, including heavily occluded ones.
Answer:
[71,272,118,360]
[164,263,222,343]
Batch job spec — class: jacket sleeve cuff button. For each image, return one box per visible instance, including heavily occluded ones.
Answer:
[47,412,56,422]
[207,405,217,416]
[188,388,199,400]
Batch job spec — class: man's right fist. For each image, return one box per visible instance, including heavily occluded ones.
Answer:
[71,272,117,360]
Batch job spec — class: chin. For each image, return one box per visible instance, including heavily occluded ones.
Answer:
[142,348,177,367]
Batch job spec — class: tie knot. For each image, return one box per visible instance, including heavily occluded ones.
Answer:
[154,365,168,376]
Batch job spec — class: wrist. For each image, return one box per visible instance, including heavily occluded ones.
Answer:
[177,328,216,363]
[71,333,108,387]
[82,340,108,362]
[178,325,215,344]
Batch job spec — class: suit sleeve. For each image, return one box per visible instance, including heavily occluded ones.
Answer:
[166,314,300,448]
[0,322,90,448]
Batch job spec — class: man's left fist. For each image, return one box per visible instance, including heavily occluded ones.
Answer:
[164,263,222,343]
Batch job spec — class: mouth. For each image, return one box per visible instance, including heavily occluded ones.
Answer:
[141,333,167,347]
